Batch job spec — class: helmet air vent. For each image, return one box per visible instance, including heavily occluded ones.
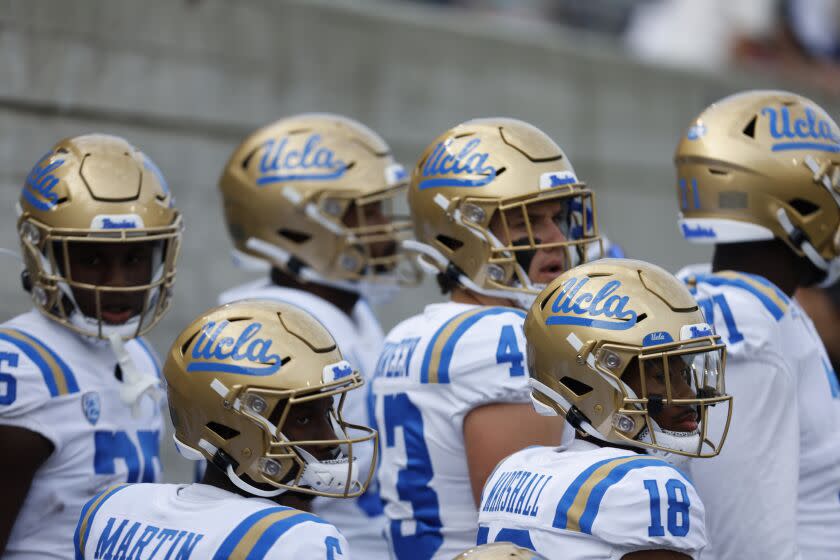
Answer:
[742,116,757,139]
[436,234,464,253]
[560,376,593,397]
[181,331,200,356]
[788,198,820,217]
[278,229,311,244]
[539,283,563,310]
[206,422,240,440]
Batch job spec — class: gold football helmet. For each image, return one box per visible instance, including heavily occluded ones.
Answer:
[406,118,601,308]
[525,259,732,463]
[675,90,840,285]
[453,543,548,560]
[219,113,418,300]
[17,134,182,339]
[166,300,377,499]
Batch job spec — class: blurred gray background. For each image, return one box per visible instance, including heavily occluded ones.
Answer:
[2,0,839,481]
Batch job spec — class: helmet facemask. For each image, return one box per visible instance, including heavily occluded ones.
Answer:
[244,183,421,303]
[189,365,378,500]
[415,186,602,308]
[18,214,181,339]
[594,337,731,461]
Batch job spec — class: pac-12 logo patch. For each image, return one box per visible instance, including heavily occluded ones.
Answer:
[82,391,101,425]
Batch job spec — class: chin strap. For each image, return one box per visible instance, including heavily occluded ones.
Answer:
[109,333,162,416]
[244,238,402,305]
[226,465,286,498]
[636,422,698,468]
[295,446,362,496]
[402,240,538,309]
[775,207,840,287]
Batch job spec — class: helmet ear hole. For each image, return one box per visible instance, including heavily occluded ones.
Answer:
[789,198,820,217]
[277,229,311,244]
[435,234,464,253]
[560,376,593,397]
[206,422,240,441]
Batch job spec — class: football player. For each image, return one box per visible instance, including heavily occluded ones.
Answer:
[74,300,377,559]
[454,542,548,559]
[478,259,732,559]
[0,135,182,558]
[216,113,416,556]
[370,118,602,559]
[673,90,840,559]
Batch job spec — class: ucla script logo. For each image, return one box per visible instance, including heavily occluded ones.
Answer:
[187,321,284,375]
[257,134,347,185]
[418,139,497,190]
[23,153,65,211]
[762,106,840,153]
[546,277,638,330]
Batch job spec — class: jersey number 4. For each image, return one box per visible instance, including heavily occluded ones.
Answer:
[644,478,690,537]
[496,325,524,377]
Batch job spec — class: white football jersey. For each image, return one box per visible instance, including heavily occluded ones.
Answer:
[680,267,840,560]
[477,440,707,559]
[0,309,163,560]
[219,280,387,557]
[73,483,350,560]
[370,302,532,560]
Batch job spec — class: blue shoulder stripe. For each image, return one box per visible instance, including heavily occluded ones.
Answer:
[694,272,788,320]
[0,328,79,397]
[577,458,678,534]
[420,307,526,384]
[554,455,690,534]
[74,484,130,559]
[553,457,617,529]
[134,337,162,379]
[248,512,329,558]
[213,507,295,559]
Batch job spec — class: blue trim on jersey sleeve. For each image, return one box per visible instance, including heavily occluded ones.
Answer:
[476,525,490,545]
[74,485,130,559]
[213,506,294,559]
[553,457,617,529]
[248,512,330,559]
[739,272,790,304]
[0,329,78,397]
[694,273,787,320]
[577,458,678,534]
[420,307,526,384]
[135,337,162,379]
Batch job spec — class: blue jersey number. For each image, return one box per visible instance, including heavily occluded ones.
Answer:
[325,536,342,559]
[697,294,744,344]
[477,525,536,550]
[94,430,160,483]
[382,392,442,559]
[644,478,691,537]
[496,325,524,377]
[0,351,19,405]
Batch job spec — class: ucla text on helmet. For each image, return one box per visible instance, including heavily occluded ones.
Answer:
[257,134,349,185]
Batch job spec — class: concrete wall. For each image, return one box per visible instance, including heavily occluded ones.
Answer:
[1,0,838,480]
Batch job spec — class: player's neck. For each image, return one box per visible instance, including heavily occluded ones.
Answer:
[712,240,806,297]
[579,433,644,454]
[200,464,254,499]
[200,465,314,511]
[450,286,516,308]
[270,267,359,317]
